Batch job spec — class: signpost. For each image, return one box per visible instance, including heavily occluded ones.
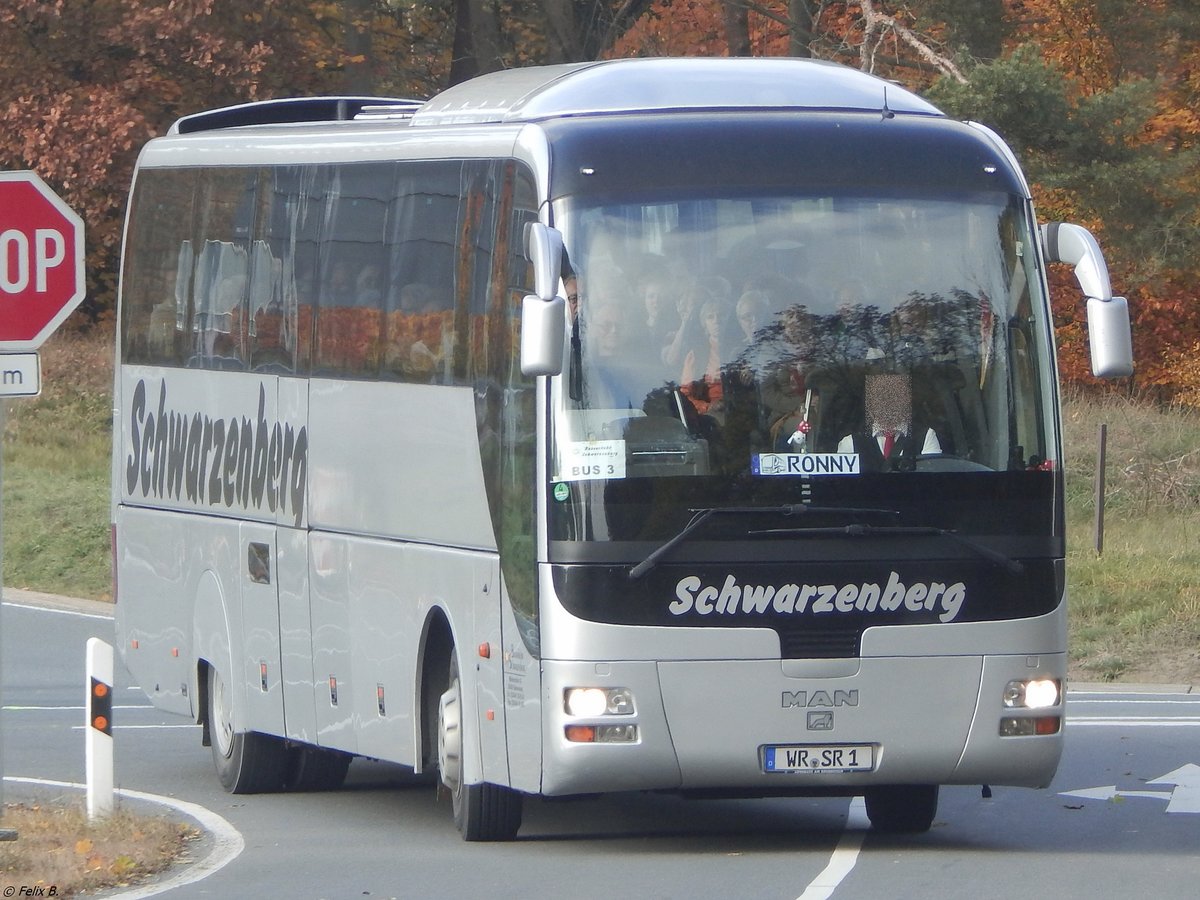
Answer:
[0,170,86,834]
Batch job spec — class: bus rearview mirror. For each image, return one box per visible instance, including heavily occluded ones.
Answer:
[521,294,566,376]
[1088,296,1134,378]
[1040,222,1133,379]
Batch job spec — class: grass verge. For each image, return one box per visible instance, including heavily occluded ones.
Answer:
[1062,392,1200,682]
[0,798,198,897]
[2,329,113,600]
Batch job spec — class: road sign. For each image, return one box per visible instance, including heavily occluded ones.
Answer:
[0,171,85,350]
[0,352,41,397]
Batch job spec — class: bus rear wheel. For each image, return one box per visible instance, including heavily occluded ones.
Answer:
[437,654,522,841]
[207,664,289,794]
[863,785,939,833]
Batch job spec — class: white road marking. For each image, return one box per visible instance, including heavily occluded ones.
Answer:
[69,724,200,731]
[1061,764,1200,814]
[796,796,869,900]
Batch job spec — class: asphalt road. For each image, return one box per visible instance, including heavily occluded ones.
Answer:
[3,590,1198,899]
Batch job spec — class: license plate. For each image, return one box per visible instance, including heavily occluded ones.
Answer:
[762,743,875,773]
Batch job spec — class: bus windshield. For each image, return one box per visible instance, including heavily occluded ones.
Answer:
[548,189,1059,545]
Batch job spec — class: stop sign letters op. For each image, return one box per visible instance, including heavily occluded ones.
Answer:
[0,171,86,350]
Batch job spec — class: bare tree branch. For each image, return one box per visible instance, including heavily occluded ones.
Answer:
[858,0,966,83]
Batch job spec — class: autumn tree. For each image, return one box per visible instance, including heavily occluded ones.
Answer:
[930,4,1200,394]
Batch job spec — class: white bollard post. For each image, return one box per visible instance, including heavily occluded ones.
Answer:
[86,637,114,819]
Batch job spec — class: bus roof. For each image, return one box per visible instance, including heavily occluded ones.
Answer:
[166,58,945,136]
[409,58,943,127]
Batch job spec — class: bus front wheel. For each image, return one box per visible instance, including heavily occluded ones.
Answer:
[207,664,288,794]
[437,654,522,841]
[863,785,939,833]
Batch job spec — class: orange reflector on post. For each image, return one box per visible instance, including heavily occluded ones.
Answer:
[89,677,113,736]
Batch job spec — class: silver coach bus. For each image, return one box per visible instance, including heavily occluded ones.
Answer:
[112,58,1132,840]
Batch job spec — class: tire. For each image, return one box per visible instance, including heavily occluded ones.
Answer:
[437,654,522,841]
[288,745,352,792]
[864,785,939,833]
[207,664,289,794]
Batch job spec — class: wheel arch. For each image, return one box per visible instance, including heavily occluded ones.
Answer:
[415,606,455,775]
[192,569,235,737]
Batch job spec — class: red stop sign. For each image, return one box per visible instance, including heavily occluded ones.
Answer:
[0,171,85,350]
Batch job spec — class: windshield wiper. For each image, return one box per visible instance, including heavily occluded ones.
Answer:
[747,523,1026,575]
[628,504,900,580]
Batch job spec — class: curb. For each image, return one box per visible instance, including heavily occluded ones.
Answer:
[2,586,114,618]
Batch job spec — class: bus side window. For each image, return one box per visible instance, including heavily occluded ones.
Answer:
[121,169,199,367]
[382,161,462,384]
[313,163,392,378]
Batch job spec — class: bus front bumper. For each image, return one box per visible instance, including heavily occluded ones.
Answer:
[539,654,1065,797]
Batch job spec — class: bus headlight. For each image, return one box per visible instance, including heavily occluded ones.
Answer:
[564,687,635,717]
[1003,678,1061,709]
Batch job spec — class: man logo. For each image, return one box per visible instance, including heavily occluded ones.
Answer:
[781,689,859,709]
[807,711,835,731]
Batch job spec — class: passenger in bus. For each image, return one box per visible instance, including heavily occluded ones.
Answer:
[660,278,712,370]
[720,289,773,457]
[732,289,770,358]
[584,299,651,410]
[757,302,818,451]
[678,296,730,419]
[837,368,941,470]
[637,273,677,356]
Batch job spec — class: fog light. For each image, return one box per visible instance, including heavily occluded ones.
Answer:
[999,715,1060,736]
[565,724,638,743]
[1003,678,1061,709]
[596,724,638,743]
[1000,716,1035,736]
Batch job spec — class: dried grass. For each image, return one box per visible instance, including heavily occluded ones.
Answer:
[0,799,197,898]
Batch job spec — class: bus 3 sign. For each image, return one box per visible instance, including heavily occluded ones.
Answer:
[0,171,85,395]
